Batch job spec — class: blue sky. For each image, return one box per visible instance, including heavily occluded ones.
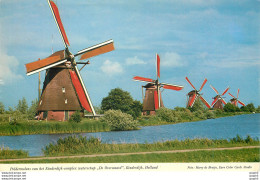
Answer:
[0,0,259,109]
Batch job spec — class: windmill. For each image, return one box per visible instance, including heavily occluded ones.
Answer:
[185,77,211,109]
[228,89,245,107]
[25,0,115,120]
[133,54,184,115]
[210,85,229,109]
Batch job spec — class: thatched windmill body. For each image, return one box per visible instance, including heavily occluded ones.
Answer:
[25,0,114,120]
[210,85,229,109]
[185,77,211,108]
[228,89,245,107]
[133,54,184,115]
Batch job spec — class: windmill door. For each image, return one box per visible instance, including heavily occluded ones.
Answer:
[43,111,48,119]
[65,111,69,121]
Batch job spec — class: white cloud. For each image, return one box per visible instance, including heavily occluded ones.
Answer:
[0,48,23,85]
[125,56,146,65]
[161,52,187,67]
[100,59,123,75]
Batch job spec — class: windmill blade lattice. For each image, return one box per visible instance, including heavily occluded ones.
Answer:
[133,54,183,112]
[24,0,115,118]
[210,85,229,108]
[228,89,245,107]
[185,77,210,108]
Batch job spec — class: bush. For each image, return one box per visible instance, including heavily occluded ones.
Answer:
[156,108,180,122]
[43,136,102,156]
[194,110,206,119]
[205,111,216,119]
[9,111,26,125]
[100,110,138,131]
[176,108,194,121]
[224,103,240,112]
[69,111,82,123]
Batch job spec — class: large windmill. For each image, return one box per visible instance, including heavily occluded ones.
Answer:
[210,85,229,109]
[185,77,211,108]
[133,54,184,115]
[25,0,115,120]
[228,89,245,107]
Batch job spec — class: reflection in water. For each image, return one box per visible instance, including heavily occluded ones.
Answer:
[0,114,259,156]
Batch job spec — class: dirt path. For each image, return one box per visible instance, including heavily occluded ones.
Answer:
[1,146,259,162]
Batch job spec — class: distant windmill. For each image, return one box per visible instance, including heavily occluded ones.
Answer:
[185,77,211,108]
[228,89,245,107]
[25,0,115,120]
[133,54,184,115]
[210,85,229,109]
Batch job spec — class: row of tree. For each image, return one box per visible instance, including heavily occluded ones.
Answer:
[0,98,38,119]
[0,88,259,121]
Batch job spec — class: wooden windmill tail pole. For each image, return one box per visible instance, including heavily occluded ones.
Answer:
[157,83,160,108]
[156,53,161,108]
[142,86,144,102]
[38,58,41,101]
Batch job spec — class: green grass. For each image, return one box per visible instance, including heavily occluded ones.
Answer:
[0,119,110,136]
[3,148,259,163]
[41,135,259,157]
[0,147,28,159]
[138,111,252,127]
[1,135,258,163]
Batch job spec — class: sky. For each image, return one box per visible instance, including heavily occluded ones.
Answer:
[0,0,259,110]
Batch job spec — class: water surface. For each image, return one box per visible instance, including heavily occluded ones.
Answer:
[0,114,259,156]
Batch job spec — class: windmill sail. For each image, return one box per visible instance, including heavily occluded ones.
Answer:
[210,85,229,109]
[228,89,245,107]
[77,40,115,60]
[70,71,92,112]
[48,0,70,47]
[133,53,183,114]
[25,50,66,76]
[186,77,210,108]
[25,0,115,120]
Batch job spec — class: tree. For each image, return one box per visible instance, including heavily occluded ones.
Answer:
[256,106,260,113]
[7,106,14,114]
[223,103,240,112]
[189,99,206,112]
[17,97,28,114]
[28,99,38,119]
[245,103,255,112]
[0,102,5,114]
[128,100,143,119]
[101,88,142,119]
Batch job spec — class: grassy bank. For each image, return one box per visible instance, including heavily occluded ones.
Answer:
[0,119,110,136]
[0,111,255,136]
[41,135,259,157]
[4,148,258,163]
[138,109,252,127]
[0,147,28,159]
[1,135,259,163]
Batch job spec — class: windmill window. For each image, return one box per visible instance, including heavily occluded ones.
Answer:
[65,99,68,104]
[62,87,66,93]
[39,100,42,105]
